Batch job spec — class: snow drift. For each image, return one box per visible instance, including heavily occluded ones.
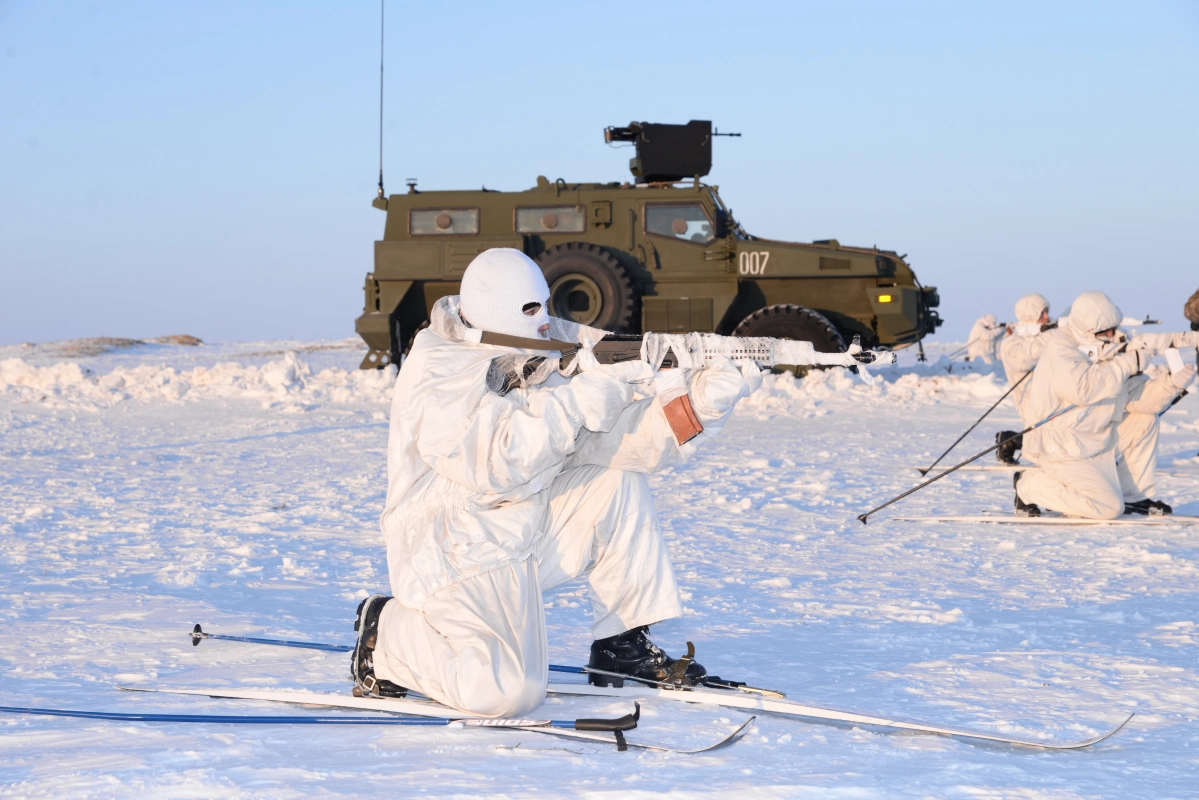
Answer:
[0,347,1013,416]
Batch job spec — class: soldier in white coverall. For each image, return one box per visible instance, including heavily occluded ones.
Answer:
[994,293,1052,464]
[966,313,1005,363]
[1015,291,1193,519]
[350,248,760,717]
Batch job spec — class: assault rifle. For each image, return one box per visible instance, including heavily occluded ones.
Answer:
[1126,330,1199,352]
[1083,330,1199,364]
[477,331,897,384]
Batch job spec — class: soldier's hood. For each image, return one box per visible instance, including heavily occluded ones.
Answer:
[1065,291,1122,340]
[458,248,552,340]
[1014,293,1049,324]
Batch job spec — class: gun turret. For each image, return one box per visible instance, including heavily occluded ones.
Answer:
[604,120,714,183]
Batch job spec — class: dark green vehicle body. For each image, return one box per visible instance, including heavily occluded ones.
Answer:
[355,123,941,368]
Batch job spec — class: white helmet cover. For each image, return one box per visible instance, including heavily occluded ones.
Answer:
[459,248,551,339]
[1065,291,1122,337]
[1014,293,1050,324]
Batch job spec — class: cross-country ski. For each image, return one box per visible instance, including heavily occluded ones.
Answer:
[544,682,1134,750]
[5,13,1199,791]
[0,704,622,731]
[115,686,754,754]
[894,514,1199,525]
[908,464,1032,473]
[184,623,1128,748]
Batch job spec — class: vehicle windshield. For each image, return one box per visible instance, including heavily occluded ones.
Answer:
[706,187,727,212]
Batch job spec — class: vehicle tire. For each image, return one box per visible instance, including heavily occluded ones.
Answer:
[536,243,637,332]
[733,304,847,353]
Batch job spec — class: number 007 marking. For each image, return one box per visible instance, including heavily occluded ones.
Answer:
[738,251,770,276]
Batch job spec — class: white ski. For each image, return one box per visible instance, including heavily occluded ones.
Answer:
[118,686,753,754]
[894,514,1199,525]
[908,465,1191,478]
[909,464,1031,473]
[544,683,1132,750]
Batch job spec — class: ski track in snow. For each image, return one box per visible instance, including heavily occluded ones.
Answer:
[2,340,1198,797]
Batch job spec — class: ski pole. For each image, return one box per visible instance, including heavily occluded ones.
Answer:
[1160,389,1189,417]
[192,624,580,673]
[191,624,351,652]
[857,404,1076,524]
[0,704,641,732]
[189,625,785,696]
[919,370,1031,476]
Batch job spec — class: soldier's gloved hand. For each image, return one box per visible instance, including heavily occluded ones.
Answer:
[689,356,756,422]
[737,360,764,394]
[1170,364,1196,391]
[1115,348,1148,375]
[652,366,690,404]
[561,360,653,432]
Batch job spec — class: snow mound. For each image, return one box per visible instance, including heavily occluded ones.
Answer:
[1,344,1015,415]
[0,351,397,411]
[738,364,1008,419]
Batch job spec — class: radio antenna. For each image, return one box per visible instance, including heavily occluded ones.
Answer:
[376,0,385,200]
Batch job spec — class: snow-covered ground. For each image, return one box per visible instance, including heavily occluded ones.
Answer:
[2,338,1198,797]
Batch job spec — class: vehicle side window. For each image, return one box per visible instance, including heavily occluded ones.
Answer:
[515,206,586,234]
[410,208,479,236]
[645,204,715,244]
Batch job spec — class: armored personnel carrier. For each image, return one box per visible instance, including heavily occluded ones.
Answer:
[355,120,942,368]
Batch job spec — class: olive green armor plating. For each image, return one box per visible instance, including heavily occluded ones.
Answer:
[355,121,942,369]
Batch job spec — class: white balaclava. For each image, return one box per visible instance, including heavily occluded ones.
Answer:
[980,313,997,328]
[1065,291,1122,341]
[459,248,551,339]
[1014,293,1050,324]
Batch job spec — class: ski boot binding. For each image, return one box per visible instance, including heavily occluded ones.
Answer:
[351,594,408,698]
[588,626,707,689]
[1125,498,1172,516]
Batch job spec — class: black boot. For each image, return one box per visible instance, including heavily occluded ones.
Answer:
[351,594,408,697]
[588,626,707,688]
[1014,471,1041,517]
[1125,498,1173,516]
[996,431,1023,465]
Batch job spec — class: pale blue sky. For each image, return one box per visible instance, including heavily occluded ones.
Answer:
[2,1,1197,345]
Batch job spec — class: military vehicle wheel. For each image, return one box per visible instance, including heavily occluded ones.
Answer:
[537,243,636,332]
[733,304,846,353]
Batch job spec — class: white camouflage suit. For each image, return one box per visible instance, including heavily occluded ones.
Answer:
[999,293,1052,424]
[1017,292,1179,519]
[371,250,755,717]
[967,313,1005,364]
